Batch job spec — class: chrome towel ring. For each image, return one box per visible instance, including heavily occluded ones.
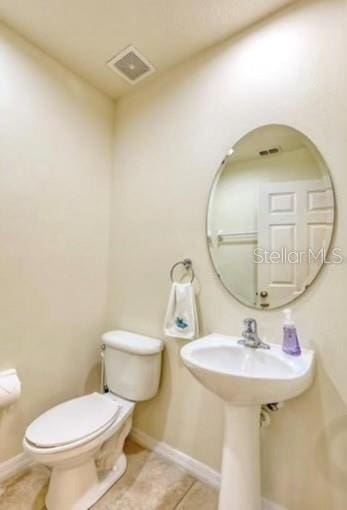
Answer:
[170,258,195,283]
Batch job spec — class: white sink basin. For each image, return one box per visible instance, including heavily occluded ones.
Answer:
[180,333,314,405]
[180,333,315,510]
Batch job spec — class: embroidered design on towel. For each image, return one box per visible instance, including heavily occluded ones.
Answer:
[175,317,188,330]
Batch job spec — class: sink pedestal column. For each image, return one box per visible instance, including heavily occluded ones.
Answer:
[219,404,261,510]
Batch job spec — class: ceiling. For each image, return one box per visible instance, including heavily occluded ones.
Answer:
[0,0,295,100]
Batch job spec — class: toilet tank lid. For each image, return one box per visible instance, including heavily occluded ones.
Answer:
[102,330,163,355]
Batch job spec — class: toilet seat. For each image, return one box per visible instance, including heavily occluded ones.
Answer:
[25,392,120,448]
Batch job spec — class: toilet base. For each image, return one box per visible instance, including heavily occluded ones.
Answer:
[46,453,127,510]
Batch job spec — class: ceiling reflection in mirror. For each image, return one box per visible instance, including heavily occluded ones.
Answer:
[207,125,336,309]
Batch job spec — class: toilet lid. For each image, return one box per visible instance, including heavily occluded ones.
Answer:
[25,393,120,448]
[102,330,163,355]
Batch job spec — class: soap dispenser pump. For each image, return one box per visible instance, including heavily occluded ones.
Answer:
[282,308,301,356]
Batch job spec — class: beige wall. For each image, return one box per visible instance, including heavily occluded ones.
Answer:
[0,24,114,461]
[108,1,347,509]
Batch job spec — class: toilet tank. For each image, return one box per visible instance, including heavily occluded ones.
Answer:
[102,330,163,401]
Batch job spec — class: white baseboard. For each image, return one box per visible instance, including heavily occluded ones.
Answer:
[131,427,220,489]
[130,427,287,510]
[0,452,34,484]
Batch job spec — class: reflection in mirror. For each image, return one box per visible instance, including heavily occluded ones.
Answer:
[207,125,335,309]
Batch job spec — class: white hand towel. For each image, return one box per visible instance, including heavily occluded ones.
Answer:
[164,282,199,340]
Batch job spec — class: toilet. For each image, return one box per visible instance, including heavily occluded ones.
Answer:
[23,330,163,510]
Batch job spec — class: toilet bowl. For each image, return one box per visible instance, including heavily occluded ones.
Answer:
[23,392,134,510]
[23,330,163,510]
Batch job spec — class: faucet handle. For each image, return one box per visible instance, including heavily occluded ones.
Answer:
[243,318,257,334]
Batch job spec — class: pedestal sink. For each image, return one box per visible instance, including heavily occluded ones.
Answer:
[180,333,314,510]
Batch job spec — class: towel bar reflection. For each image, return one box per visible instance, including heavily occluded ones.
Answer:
[170,259,195,283]
[217,230,258,243]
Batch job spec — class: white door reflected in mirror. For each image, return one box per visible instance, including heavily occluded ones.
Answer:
[207,124,336,309]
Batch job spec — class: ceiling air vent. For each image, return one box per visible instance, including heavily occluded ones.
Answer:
[258,146,282,157]
[107,45,156,84]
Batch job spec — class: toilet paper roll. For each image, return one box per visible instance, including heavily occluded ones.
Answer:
[0,369,21,407]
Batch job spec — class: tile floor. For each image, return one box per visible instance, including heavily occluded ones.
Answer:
[0,440,218,510]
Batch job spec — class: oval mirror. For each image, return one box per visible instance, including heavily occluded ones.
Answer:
[207,124,336,309]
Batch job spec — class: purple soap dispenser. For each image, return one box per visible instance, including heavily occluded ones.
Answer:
[282,308,301,356]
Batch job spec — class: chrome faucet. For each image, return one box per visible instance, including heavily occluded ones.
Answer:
[238,318,270,349]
